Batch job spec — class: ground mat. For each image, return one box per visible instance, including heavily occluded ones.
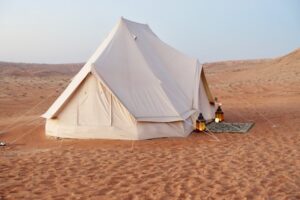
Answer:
[206,122,254,133]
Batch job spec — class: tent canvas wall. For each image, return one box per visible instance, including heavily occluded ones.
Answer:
[42,17,215,140]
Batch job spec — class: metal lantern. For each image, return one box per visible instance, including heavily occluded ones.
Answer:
[215,105,224,122]
[196,113,206,131]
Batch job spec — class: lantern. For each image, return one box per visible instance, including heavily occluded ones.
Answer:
[215,104,224,122]
[196,113,206,132]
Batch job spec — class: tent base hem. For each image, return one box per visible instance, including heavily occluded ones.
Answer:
[45,117,194,140]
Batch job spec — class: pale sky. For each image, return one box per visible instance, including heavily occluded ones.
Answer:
[0,0,299,63]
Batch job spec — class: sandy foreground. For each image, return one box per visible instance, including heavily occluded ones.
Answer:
[0,50,300,199]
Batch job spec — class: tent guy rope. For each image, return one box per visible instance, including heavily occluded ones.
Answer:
[2,88,62,133]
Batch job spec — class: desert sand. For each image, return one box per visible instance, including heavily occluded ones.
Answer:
[0,49,300,199]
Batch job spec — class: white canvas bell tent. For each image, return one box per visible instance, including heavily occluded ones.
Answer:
[42,17,215,140]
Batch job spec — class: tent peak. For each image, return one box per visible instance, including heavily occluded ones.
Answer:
[119,17,147,27]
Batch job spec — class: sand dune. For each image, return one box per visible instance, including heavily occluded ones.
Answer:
[0,49,300,199]
[0,62,83,77]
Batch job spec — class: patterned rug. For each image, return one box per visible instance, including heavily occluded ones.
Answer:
[206,122,254,133]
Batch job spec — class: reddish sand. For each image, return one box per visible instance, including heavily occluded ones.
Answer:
[0,49,300,199]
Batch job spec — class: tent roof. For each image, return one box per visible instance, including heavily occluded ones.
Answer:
[42,18,202,122]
